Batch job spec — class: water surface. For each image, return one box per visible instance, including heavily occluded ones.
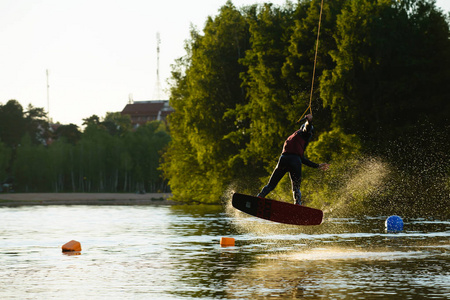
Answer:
[0,205,448,299]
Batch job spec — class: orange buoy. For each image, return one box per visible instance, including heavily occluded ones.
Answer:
[220,237,235,247]
[62,240,82,252]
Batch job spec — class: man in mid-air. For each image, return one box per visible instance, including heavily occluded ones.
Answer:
[257,114,329,205]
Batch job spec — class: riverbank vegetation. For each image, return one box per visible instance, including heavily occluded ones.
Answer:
[0,103,171,193]
[163,0,449,216]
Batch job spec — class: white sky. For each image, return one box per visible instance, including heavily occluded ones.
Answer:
[1,0,449,127]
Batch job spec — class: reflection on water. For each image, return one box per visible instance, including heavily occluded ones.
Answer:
[0,205,448,299]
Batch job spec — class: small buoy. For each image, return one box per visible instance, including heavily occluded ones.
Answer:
[62,240,82,252]
[220,237,235,247]
[385,215,403,232]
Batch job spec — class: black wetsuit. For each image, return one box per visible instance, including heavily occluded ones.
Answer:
[257,121,319,205]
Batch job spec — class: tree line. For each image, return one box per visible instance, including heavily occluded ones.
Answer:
[0,100,171,193]
[163,0,449,215]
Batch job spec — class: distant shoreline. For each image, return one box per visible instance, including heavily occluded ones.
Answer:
[0,193,179,207]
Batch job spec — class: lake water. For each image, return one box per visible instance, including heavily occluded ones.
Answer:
[0,204,448,299]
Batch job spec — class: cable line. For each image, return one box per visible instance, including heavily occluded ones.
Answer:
[297,0,324,123]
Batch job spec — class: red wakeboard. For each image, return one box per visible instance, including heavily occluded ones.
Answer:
[232,193,323,226]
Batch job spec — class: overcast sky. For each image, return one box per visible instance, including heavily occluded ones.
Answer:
[1,0,449,127]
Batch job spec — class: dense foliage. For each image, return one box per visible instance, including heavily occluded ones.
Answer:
[163,0,449,215]
[0,102,170,193]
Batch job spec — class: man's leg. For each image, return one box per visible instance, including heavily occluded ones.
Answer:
[293,189,302,205]
[287,156,303,205]
[257,157,287,198]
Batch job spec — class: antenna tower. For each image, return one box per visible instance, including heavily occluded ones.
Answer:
[46,69,50,122]
[152,32,162,100]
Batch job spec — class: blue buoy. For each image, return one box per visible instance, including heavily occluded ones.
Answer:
[385,215,403,232]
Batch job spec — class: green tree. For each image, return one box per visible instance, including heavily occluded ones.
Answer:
[282,0,344,130]
[24,104,51,145]
[103,112,132,136]
[46,138,73,192]
[0,100,50,185]
[163,1,250,202]
[13,134,50,192]
[54,124,82,145]
[0,141,11,183]
[0,100,27,148]
[82,115,101,127]
[320,0,450,149]
[128,121,171,193]
[308,128,362,163]
[0,101,50,148]
[76,123,115,192]
[235,3,297,169]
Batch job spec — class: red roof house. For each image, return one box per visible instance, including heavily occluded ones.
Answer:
[121,100,174,128]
